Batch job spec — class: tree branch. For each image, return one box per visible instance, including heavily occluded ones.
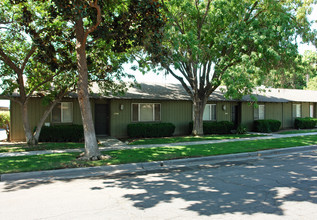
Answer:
[83,0,102,45]
[164,65,194,99]
[21,45,37,72]
[0,47,21,74]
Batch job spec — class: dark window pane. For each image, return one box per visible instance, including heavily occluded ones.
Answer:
[155,104,160,121]
[52,103,61,123]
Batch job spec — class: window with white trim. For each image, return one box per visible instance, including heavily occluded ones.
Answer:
[52,102,73,123]
[132,103,161,122]
[254,104,265,120]
[292,104,301,118]
[310,104,314,118]
[203,104,216,121]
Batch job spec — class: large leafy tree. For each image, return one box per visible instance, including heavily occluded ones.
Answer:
[0,0,77,145]
[305,50,317,90]
[50,0,164,160]
[141,0,316,135]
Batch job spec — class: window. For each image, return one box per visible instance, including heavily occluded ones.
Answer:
[132,103,161,122]
[310,104,314,118]
[52,102,73,123]
[254,104,265,120]
[292,104,301,118]
[203,104,216,121]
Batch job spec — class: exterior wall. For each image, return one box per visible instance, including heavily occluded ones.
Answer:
[110,99,193,137]
[282,102,293,128]
[302,102,310,118]
[9,96,317,141]
[10,98,80,141]
[240,102,254,130]
[265,102,283,122]
[10,99,50,141]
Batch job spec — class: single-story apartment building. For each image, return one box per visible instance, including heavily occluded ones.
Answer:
[9,82,317,141]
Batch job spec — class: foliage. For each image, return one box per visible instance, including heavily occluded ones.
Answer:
[294,117,317,129]
[189,121,234,135]
[39,125,84,142]
[0,112,10,140]
[138,0,316,135]
[0,112,9,129]
[254,120,281,133]
[127,123,175,138]
[0,0,78,145]
[236,124,247,134]
[306,76,317,90]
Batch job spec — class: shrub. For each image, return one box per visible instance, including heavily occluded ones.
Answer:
[127,122,176,138]
[294,117,317,129]
[189,121,234,135]
[254,119,281,133]
[236,124,247,134]
[0,112,10,141]
[39,125,84,142]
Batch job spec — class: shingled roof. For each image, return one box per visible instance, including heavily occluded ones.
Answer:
[91,82,317,103]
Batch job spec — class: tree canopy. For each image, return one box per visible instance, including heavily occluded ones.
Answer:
[140,0,317,135]
[0,0,77,145]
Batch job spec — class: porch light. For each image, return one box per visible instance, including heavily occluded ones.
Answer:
[222,105,227,111]
[120,104,124,111]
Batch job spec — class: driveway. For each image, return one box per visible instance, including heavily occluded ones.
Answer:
[0,128,6,141]
[1,149,317,219]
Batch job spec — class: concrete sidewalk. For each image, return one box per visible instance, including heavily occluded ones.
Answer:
[1,132,316,158]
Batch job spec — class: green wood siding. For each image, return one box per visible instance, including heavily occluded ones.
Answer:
[10,98,79,141]
[109,99,193,137]
[10,99,50,141]
[302,102,310,118]
[213,102,232,122]
[282,103,292,128]
[240,102,254,130]
[265,103,283,122]
[9,96,317,141]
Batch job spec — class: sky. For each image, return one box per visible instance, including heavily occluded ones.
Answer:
[0,4,316,108]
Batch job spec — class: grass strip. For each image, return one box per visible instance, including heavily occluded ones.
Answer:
[278,129,317,135]
[1,135,317,174]
[128,134,264,145]
[0,142,85,153]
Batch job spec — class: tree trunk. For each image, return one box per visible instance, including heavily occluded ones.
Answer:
[192,96,207,136]
[75,17,101,160]
[21,102,38,145]
[33,99,62,143]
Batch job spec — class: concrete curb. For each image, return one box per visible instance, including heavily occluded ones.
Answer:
[1,145,317,182]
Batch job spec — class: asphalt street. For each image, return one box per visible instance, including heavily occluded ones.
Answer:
[0,128,6,141]
[1,149,317,219]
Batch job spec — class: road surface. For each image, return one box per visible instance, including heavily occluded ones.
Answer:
[1,149,317,219]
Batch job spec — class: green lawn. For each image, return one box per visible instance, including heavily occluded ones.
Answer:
[278,129,317,135]
[0,142,85,153]
[128,134,264,145]
[1,135,316,174]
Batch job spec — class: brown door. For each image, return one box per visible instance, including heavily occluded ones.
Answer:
[94,104,110,135]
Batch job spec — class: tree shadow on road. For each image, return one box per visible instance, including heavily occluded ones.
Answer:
[1,151,317,217]
[99,153,317,216]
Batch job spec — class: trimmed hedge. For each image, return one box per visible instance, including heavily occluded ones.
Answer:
[254,119,281,133]
[294,117,317,129]
[127,122,176,138]
[189,121,234,135]
[39,125,84,142]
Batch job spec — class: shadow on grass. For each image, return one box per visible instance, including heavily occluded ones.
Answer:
[2,151,317,217]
